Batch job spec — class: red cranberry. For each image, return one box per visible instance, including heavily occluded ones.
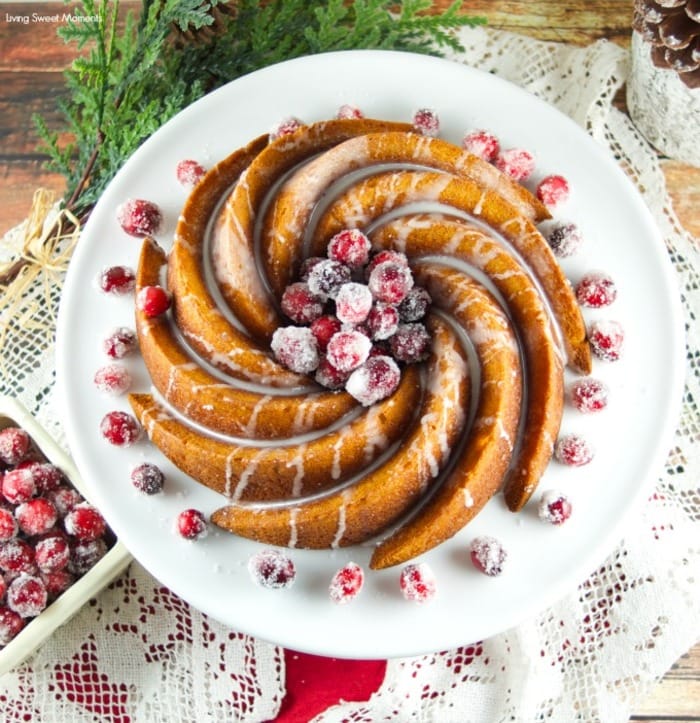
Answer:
[7,573,47,617]
[335,283,373,325]
[64,503,107,541]
[281,282,325,324]
[315,357,350,390]
[175,508,208,540]
[47,485,83,517]
[329,561,364,604]
[248,548,296,589]
[0,606,25,644]
[346,355,401,406]
[470,536,508,576]
[554,433,594,466]
[576,272,617,308]
[389,323,431,363]
[310,315,342,352]
[15,498,58,537]
[398,286,431,322]
[365,250,408,280]
[176,159,207,189]
[20,462,63,494]
[547,222,584,257]
[35,534,70,573]
[69,538,107,575]
[0,507,18,541]
[462,129,500,162]
[399,562,437,602]
[366,304,400,340]
[536,174,570,208]
[102,327,138,358]
[94,364,132,395]
[0,539,35,574]
[117,198,162,237]
[41,569,75,599]
[412,108,440,137]
[368,261,414,304]
[98,265,135,295]
[326,330,371,373]
[0,575,5,600]
[538,490,573,525]
[100,411,141,447]
[306,259,352,300]
[336,104,364,120]
[0,427,30,465]
[2,467,36,505]
[588,320,624,361]
[298,256,325,281]
[271,326,320,374]
[569,377,609,413]
[495,148,535,181]
[136,285,172,317]
[269,116,303,140]
[327,229,372,269]
[131,462,165,495]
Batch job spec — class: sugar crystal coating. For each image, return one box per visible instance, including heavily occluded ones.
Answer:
[0,606,25,644]
[329,561,364,603]
[576,272,617,308]
[136,285,172,317]
[175,508,208,541]
[64,503,107,542]
[462,129,500,162]
[34,534,70,573]
[554,433,594,466]
[368,261,414,304]
[15,497,58,537]
[536,174,570,208]
[130,462,165,495]
[0,508,18,541]
[346,355,401,406]
[399,562,437,602]
[495,148,535,181]
[281,282,325,324]
[0,427,30,466]
[398,286,431,322]
[2,467,37,505]
[100,411,141,447]
[98,266,136,295]
[248,548,296,589]
[69,538,108,574]
[538,490,573,525]
[412,108,440,137]
[588,320,624,361]
[366,303,400,340]
[335,282,373,325]
[103,327,137,358]
[470,536,507,576]
[328,229,372,269]
[176,159,207,189]
[547,222,584,258]
[569,377,609,413]
[269,116,304,141]
[326,330,372,373]
[94,363,132,396]
[271,326,320,374]
[389,323,431,363]
[7,573,47,618]
[306,259,352,300]
[117,198,162,237]
[336,104,364,120]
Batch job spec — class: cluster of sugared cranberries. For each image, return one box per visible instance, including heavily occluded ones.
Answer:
[329,561,364,604]
[248,548,296,589]
[271,229,432,406]
[0,427,112,646]
[538,490,573,526]
[399,562,437,603]
[176,159,207,189]
[469,535,507,576]
[117,198,162,237]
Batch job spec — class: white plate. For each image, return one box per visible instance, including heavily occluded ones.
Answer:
[56,50,685,659]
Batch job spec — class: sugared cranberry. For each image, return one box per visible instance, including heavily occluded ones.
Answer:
[469,536,507,576]
[117,198,162,237]
[99,411,141,447]
[306,259,352,300]
[0,539,35,573]
[0,507,18,541]
[175,508,208,541]
[365,250,409,280]
[15,497,58,537]
[554,433,594,466]
[102,327,138,358]
[336,104,364,120]
[462,129,501,162]
[588,320,624,361]
[280,282,325,324]
[335,283,373,325]
[399,562,437,603]
[0,427,30,466]
[7,574,47,618]
[368,261,414,304]
[136,285,172,317]
[0,575,5,600]
[269,116,303,140]
[34,534,70,573]
[398,286,431,322]
[310,315,342,352]
[315,357,350,390]
[346,355,401,406]
[329,561,364,604]
[64,503,107,542]
[495,148,535,181]
[569,377,609,413]
[412,108,440,137]
[94,364,132,396]
[98,266,135,295]
[0,606,25,644]
[2,467,36,505]
[298,256,325,281]
[576,272,617,308]
[47,485,83,517]
[389,323,431,363]
[326,330,372,373]
[176,159,207,189]
[538,490,573,525]
[536,174,570,208]
[41,569,75,599]
[271,326,320,374]
[248,549,296,589]
[20,462,63,494]
[69,538,107,575]
[327,229,372,269]
[366,303,400,340]
[547,222,584,257]
[130,462,165,495]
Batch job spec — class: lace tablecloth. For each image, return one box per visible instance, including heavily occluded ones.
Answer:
[1,26,698,722]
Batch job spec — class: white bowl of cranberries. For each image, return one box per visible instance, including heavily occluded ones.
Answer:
[0,396,131,675]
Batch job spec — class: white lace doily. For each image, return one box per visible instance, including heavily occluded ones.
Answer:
[1,26,698,722]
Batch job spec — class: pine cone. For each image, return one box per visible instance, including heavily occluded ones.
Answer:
[633,0,700,87]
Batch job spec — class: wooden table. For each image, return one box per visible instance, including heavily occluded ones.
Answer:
[1,1,698,719]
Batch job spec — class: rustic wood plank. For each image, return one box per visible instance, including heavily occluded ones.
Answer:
[0,161,66,233]
[661,160,700,241]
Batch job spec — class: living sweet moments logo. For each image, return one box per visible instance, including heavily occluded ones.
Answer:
[4,10,98,25]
